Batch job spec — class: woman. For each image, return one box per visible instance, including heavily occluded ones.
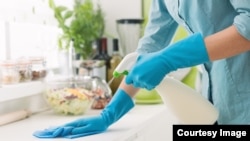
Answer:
[34,0,250,138]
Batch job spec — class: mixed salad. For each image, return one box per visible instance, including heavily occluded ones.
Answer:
[45,87,94,115]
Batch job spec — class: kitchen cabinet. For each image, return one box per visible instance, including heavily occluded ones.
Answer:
[0,104,178,141]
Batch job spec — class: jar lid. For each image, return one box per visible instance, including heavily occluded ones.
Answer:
[29,56,45,64]
[0,60,17,67]
[17,57,31,66]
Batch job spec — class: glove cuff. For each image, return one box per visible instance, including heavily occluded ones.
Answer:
[161,33,209,71]
[101,89,134,126]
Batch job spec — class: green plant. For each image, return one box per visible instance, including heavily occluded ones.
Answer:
[49,0,105,59]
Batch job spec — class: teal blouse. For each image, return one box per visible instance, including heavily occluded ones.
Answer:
[137,0,250,124]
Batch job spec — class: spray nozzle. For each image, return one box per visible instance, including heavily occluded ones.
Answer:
[113,70,129,78]
[113,52,138,78]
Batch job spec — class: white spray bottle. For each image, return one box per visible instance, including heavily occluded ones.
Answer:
[113,52,219,124]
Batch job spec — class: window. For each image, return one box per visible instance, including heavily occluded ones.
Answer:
[0,0,71,69]
[0,21,7,60]
[9,22,60,69]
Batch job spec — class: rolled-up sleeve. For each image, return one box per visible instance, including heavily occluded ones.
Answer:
[230,0,250,40]
[136,0,178,54]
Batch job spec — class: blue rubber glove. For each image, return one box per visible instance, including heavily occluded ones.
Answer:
[126,33,209,90]
[33,89,134,139]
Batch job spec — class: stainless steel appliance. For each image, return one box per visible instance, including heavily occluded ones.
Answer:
[116,19,144,56]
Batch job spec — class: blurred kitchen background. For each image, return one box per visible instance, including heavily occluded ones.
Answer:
[0,0,199,121]
[0,0,151,116]
[0,0,143,64]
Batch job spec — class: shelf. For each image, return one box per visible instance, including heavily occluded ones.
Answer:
[0,81,45,102]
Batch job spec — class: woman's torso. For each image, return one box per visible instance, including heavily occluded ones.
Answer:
[164,0,250,124]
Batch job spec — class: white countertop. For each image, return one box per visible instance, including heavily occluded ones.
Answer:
[0,104,178,141]
[0,81,44,102]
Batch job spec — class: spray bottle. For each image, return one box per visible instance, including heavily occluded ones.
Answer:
[113,52,219,124]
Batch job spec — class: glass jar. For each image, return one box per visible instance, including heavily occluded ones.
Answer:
[0,60,20,85]
[17,58,32,82]
[90,76,112,109]
[29,57,47,81]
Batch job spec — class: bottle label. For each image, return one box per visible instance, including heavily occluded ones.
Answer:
[93,65,106,81]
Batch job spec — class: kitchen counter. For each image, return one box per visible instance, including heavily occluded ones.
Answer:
[0,104,178,141]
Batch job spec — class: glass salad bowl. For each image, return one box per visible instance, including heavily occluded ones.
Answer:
[43,76,112,115]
